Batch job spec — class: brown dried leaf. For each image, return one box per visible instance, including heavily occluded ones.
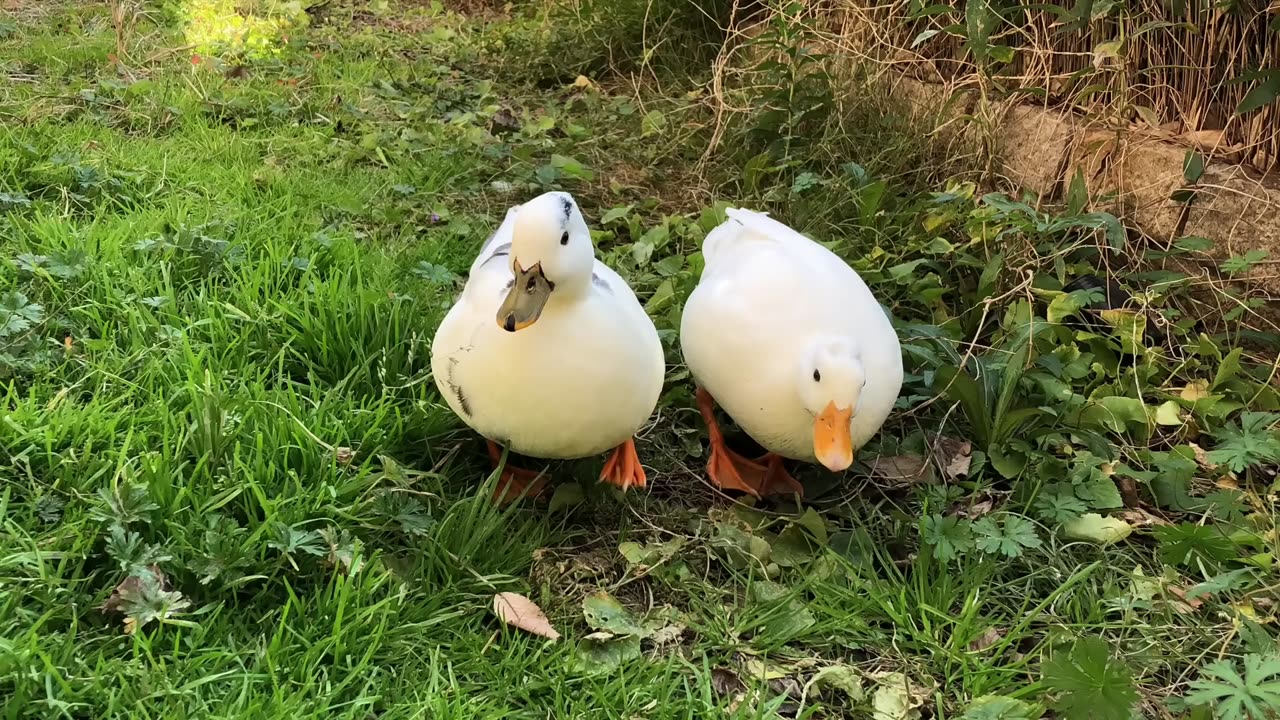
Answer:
[1188,442,1217,469]
[932,436,973,480]
[1166,584,1204,613]
[649,623,685,646]
[868,455,930,484]
[493,592,561,640]
[712,667,745,697]
[960,499,994,520]
[968,626,1004,652]
[101,574,149,614]
[1116,508,1173,527]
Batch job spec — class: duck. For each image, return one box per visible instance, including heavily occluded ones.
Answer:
[679,208,903,497]
[430,191,664,501]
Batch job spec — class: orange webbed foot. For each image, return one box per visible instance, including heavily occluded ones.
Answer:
[487,440,549,503]
[756,453,805,498]
[600,438,646,491]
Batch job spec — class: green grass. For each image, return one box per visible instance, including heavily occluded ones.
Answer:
[2,2,1279,719]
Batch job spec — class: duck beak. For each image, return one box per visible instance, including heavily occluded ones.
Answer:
[813,401,854,472]
[498,260,554,332]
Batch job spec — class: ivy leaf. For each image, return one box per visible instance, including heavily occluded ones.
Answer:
[1042,637,1138,720]
[973,515,1042,558]
[1185,654,1280,720]
[922,514,974,562]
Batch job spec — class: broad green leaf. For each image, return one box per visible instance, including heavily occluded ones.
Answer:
[1098,309,1145,354]
[1076,396,1150,437]
[582,592,651,637]
[1155,523,1237,566]
[1155,400,1184,426]
[600,205,632,224]
[547,483,584,513]
[1212,347,1244,389]
[1235,72,1280,115]
[973,515,1041,558]
[574,633,641,674]
[748,580,816,641]
[1048,292,1085,324]
[1042,637,1138,720]
[1183,149,1205,184]
[922,514,974,562]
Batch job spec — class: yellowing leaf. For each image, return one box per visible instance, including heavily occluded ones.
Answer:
[1180,380,1210,402]
[1063,514,1134,545]
[871,672,926,720]
[1155,400,1184,426]
[493,592,560,640]
[807,664,865,700]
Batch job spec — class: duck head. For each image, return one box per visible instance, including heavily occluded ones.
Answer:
[797,337,866,472]
[498,191,594,332]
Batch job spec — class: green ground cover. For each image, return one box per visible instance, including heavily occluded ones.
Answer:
[2,2,1278,718]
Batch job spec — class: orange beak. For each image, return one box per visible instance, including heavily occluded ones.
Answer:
[813,401,854,472]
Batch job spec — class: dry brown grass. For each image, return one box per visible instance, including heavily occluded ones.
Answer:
[819,0,1280,173]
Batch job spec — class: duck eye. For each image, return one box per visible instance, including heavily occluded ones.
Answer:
[560,232,569,246]
[812,369,821,382]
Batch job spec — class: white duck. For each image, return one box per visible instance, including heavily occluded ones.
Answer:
[430,191,664,500]
[679,208,903,497]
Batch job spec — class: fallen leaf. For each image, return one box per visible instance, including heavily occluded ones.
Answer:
[935,436,973,479]
[868,455,931,484]
[960,499,994,519]
[582,591,651,637]
[493,592,560,640]
[1062,513,1134,545]
[711,667,745,697]
[649,622,685,646]
[968,626,1005,652]
[743,656,792,681]
[1116,508,1173,527]
[1188,442,1217,469]
[871,672,925,720]
[574,633,640,674]
[334,446,354,465]
[489,107,520,132]
[101,566,191,635]
[548,482,584,512]
[1165,584,1204,613]
[806,664,864,701]
[1180,380,1210,402]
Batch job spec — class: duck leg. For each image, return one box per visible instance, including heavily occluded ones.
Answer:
[755,453,805,498]
[696,387,769,496]
[600,438,647,490]
[487,440,548,503]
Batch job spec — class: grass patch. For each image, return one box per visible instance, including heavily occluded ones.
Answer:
[2,2,1278,719]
